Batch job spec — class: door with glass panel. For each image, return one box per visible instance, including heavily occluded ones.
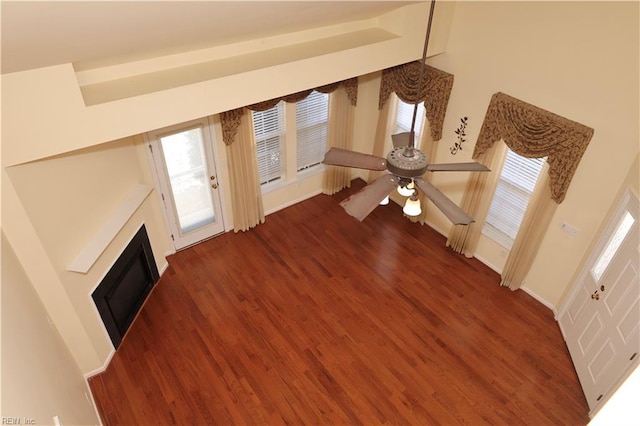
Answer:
[558,189,639,413]
[147,118,225,250]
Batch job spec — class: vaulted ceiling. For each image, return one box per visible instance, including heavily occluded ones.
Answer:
[1,1,415,74]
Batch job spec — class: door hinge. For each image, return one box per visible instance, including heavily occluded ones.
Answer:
[171,234,174,241]
[148,144,153,153]
[161,193,165,201]
[631,352,638,361]
[596,394,603,401]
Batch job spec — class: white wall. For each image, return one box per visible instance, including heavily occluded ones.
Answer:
[1,233,100,425]
[426,1,639,307]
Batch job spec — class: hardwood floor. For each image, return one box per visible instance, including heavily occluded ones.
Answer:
[89,179,589,425]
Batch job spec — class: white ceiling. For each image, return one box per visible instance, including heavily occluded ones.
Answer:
[1,1,415,74]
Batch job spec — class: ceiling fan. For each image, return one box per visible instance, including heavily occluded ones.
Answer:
[323,0,489,225]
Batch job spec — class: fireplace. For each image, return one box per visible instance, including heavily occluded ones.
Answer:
[92,225,159,348]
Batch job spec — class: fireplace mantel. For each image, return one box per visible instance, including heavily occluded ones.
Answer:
[67,184,152,274]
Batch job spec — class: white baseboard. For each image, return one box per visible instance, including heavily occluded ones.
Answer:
[264,189,323,216]
[521,285,557,314]
[158,259,170,276]
[456,243,557,314]
[84,348,116,380]
[423,219,449,240]
[473,253,502,274]
[84,380,104,425]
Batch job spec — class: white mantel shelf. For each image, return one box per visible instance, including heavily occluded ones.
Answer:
[67,184,153,274]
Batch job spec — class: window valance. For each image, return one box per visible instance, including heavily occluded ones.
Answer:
[378,62,454,141]
[473,92,594,203]
[220,78,358,146]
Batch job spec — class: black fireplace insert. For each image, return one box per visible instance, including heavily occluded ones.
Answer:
[92,225,159,348]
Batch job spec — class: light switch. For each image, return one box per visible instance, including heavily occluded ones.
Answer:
[561,222,579,236]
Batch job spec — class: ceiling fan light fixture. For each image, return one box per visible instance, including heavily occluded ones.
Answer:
[403,193,422,217]
[397,180,415,197]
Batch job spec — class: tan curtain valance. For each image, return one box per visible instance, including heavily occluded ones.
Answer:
[378,62,454,141]
[473,92,594,203]
[221,78,358,145]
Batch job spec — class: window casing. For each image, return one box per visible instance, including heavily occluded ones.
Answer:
[482,149,546,250]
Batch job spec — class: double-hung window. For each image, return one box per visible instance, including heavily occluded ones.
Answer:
[395,98,426,138]
[296,91,329,172]
[252,92,329,189]
[252,102,285,185]
[482,149,546,249]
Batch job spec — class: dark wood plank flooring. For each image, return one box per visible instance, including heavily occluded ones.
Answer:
[89,179,589,425]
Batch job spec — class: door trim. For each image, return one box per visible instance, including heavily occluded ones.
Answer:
[144,117,228,251]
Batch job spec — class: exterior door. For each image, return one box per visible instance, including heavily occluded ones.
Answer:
[147,118,225,250]
[558,189,639,414]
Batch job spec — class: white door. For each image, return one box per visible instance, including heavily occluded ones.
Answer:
[558,189,639,413]
[147,118,225,250]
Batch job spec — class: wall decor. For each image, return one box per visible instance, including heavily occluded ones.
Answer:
[450,116,468,155]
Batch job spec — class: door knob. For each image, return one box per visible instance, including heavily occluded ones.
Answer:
[210,175,216,181]
[211,183,218,189]
[600,285,605,292]
[591,291,600,301]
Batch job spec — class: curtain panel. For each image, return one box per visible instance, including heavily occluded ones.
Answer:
[323,88,356,195]
[378,62,454,142]
[500,163,558,290]
[221,110,265,232]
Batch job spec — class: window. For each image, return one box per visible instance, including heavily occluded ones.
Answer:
[252,93,330,190]
[396,98,426,138]
[296,91,329,172]
[482,149,546,249]
[252,102,285,185]
[591,210,636,281]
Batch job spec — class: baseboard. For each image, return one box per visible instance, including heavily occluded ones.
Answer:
[423,219,449,240]
[158,258,170,276]
[521,285,557,314]
[264,189,323,216]
[473,253,502,274]
[83,348,116,380]
[84,380,104,425]
[466,250,557,314]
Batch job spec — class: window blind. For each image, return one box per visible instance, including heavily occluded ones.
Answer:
[482,149,546,249]
[296,91,329,172]
[253,102,285,185]
[396,99,425,138]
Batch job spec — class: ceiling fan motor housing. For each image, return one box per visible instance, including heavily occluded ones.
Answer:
[386,147,429,178]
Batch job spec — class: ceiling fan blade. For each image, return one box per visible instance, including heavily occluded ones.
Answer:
[392,132,412,148]
[323,148,387,171]
[414,178,475,225]
[427,162,490,172]
[339,174,400,221]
